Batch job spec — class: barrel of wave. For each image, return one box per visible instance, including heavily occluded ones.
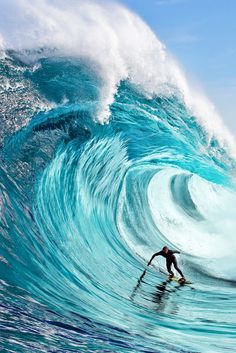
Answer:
[148,168,236,280]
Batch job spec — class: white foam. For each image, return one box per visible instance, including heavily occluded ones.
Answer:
[0,0,235,152]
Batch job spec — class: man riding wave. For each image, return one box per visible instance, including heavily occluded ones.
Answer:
[147,246,185,281]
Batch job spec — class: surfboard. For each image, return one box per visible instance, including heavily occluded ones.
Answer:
[169,276,192,285]
[157,266,193,285]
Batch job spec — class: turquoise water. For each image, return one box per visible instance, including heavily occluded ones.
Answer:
[1,2,236,352]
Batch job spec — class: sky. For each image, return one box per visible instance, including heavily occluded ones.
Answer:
[120,0,236,135]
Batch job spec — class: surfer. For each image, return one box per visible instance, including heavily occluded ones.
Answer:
[147,246,185,281]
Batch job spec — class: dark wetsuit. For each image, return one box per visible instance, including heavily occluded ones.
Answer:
[148,250,184,278]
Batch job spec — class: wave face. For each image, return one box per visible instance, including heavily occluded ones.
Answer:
[1,1,236,352]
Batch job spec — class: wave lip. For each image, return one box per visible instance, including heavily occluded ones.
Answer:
[1,0,236,155]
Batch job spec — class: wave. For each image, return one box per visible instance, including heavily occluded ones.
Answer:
[1,0,236,150]
[1,1,236,352]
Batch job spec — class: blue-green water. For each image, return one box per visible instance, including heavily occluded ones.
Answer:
[1,2,236,352]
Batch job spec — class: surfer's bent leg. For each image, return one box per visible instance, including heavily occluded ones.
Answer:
[172,257,184,278]
[166,259,174,277]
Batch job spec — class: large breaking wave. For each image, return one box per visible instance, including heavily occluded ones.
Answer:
[1,1,236,352]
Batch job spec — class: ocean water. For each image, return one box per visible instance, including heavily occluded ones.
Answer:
[1,1,236,352]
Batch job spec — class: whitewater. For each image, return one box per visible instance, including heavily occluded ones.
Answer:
[0,0,236,352]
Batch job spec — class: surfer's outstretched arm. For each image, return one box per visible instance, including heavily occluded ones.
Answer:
[147,252,161,266]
